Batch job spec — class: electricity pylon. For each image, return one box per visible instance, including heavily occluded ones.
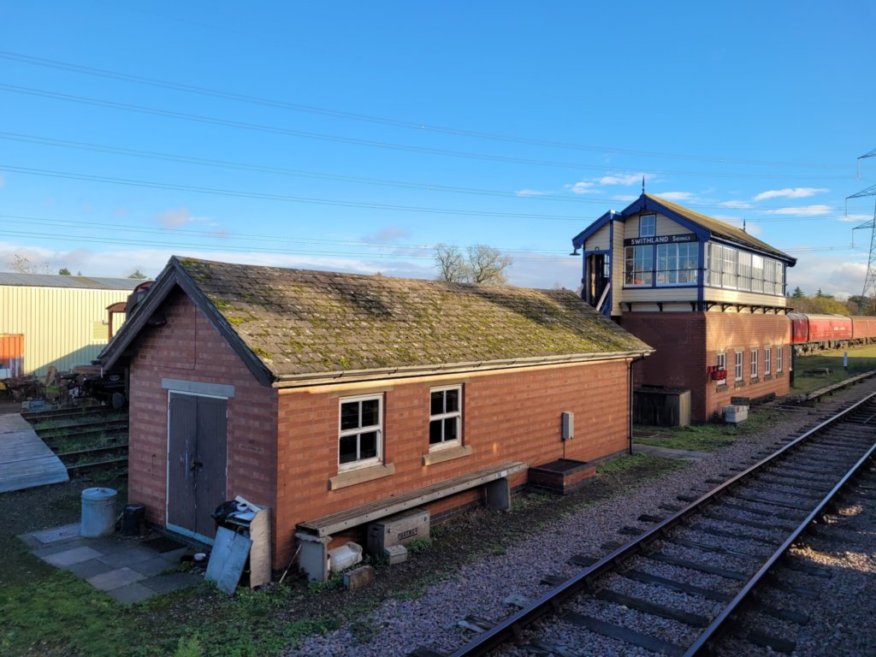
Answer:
[850,148,876,313]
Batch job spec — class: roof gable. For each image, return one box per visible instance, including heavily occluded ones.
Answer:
[573,194,796,265]
[101,257,652,385]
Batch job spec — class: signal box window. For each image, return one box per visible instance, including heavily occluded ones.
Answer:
[735,351,744,382]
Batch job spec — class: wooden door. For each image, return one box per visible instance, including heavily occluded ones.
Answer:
[167,392,227,542]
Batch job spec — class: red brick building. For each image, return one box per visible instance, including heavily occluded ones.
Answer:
[572,194,797,421]
[100,257,652,579]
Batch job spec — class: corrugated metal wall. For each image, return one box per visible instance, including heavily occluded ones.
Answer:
[0,286,132,376]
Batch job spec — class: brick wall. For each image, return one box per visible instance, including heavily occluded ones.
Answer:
[620,312,789,421]
[127,289,278,538]
[275,358,632,567]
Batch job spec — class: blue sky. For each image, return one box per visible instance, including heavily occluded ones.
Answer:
[1,1,874,297]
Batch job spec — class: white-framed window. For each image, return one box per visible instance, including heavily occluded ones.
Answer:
[751,255,764,292]
[716,352,727,386]
[338,394,382,470]
[429,385,462,449]
[776,345,783,373]
[750,348,758,379]
[737,251,752,291]
[624,245,654,286]
[764,347,771,376]
[735,351,744,381]
[639,214,656,237]
[722,247,738,289]
[656,242,698,285]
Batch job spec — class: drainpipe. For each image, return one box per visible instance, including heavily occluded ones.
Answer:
[628,358,635,455]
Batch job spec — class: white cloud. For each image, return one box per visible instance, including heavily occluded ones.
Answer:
[786,255,867,300]
[598,172,654,186]
[516,188,548,197]
[753,187,829,201]
[766,204,833,216]
[835,213,873,224]
[567,182,595,194]
[717,200,753,209]
[156,208,193,229]
[654,191,695,202]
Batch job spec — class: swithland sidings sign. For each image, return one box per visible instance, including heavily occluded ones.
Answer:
[624,234,696,247]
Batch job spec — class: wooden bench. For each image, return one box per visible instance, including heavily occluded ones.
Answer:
[295,461,527,580]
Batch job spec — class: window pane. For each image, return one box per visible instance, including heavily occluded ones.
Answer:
[360,431,378,459]
[339,435,358,463]
[361,399,379,427]
[429,419,442,444]
[445,388,459,413]
[340,402,359,430]
[444,417,458,442]
[430,391,444,415]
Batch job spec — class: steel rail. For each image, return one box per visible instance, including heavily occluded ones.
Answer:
[445,391,876,657]
[684,440,876,655]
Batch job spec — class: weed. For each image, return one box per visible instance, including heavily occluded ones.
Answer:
[404,537,432,554]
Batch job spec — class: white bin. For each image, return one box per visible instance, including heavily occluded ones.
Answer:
[80,487,118,537]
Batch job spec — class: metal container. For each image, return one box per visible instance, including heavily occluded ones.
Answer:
[80,487,118,537]
[121,503,145,536]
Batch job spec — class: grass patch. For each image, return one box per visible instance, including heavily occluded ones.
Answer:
[792,347,876,395]
[635,406,782,452]
[596,452,686,476]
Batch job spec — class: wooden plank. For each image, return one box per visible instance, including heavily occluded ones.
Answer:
[299,461,527,536]
[564,612,685,656]
[247,507,271,588]
[0,414,68,493]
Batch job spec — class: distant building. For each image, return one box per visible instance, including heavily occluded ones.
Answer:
[100,256,652,579]
[0,273,140,377]
[572,193,797,421]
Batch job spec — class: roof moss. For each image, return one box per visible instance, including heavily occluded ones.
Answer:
[176,257,652,378]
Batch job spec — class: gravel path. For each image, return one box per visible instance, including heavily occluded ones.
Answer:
[285,382,876,657]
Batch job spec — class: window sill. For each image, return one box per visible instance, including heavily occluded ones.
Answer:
[329,463,395,490]
[422,444,473,466]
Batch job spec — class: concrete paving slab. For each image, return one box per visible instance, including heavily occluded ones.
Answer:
[42,546,103,567]
[87,567,145,591]
[106,581,156,605]
[142,571,202,595]
[129,556,177,578]
[64,558,115,580]
[27,523,81,545]
[98,546,161,568]
[32,538,92,558]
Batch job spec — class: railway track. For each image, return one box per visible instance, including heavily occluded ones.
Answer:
[413,392,876,657]
[23,409,129,475]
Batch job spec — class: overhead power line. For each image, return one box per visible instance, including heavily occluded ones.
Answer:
[0,49,849,171]
[0,164,585,221]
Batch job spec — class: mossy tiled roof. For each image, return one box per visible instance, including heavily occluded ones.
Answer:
[175,257,651,379]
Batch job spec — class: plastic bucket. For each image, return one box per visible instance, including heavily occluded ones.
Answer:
[80,487,118,537]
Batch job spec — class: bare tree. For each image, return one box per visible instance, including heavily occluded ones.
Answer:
[433,243,512,285]
[434,244,468,283]
[11,253,36,273]
[466,244,512,285]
